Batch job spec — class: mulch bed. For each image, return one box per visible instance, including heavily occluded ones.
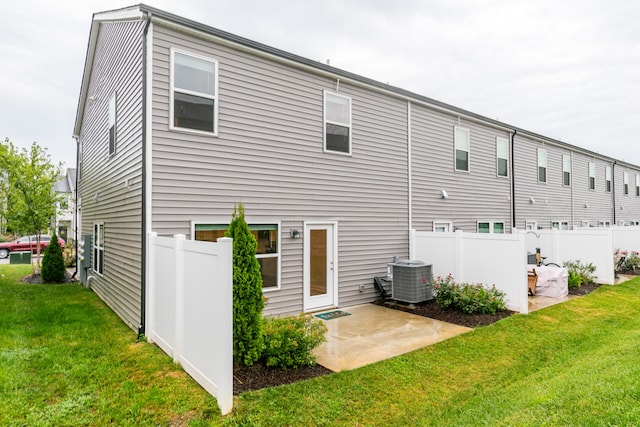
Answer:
[233,282,610,395]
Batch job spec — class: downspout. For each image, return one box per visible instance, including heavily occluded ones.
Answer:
[72,135,79,279]
[510,130,517,230]
[612,161,617,224]
[139,12,152,339]
[407,101,412,256]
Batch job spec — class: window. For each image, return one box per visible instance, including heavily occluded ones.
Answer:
[433,221,452,232]
[581,220,590,228]
[195,223,280,289]
[171,50,218,134]
[588,162,596,190]
[562,155,571,186]
[624,171,629,195]
[605,166,612,192]
[496,137,508,177]
[525,221,537,231]
[324,91,351,154]
[537,148,547,183]
[636,175,640,196]
[477,221,505,234]
[454,126,470,171]
[108,93,117,155]
[599,220,611,227]
[93,223,104,275]
[551,221,569,230]
[59,196,69,211]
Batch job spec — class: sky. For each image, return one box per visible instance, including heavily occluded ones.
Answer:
[1,0,639,170]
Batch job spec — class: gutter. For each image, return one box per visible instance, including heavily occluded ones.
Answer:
[72,136,79,279]
[138,11,152,339]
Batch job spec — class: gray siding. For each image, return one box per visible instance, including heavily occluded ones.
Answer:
[615,165,640,224]
[150,25,409,316]
[571,154,613,226]
[77,20,145,330]
[513,135,573,229]
[411,105,512,232]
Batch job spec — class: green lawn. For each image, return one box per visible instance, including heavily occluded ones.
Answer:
[2,264,640,426]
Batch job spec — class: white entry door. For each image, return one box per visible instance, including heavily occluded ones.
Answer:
[303,222,337,311]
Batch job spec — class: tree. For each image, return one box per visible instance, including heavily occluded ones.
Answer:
[225,203,265,366]
[41,233,66,283]
[0,139,61,273]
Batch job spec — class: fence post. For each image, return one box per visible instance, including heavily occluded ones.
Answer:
[216,236,234,415]
[455,229,464,282]
[146,232,158,344]
[174,234,185,364]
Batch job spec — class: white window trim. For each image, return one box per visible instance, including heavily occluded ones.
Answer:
[169,48,219,136]
[599,220,611,228]
[551,220,570,230]
[191,219,282,291]
[433,221,453,232]
[562,154,571,187]
[605,166,612,193]
[537,148,547,183]
[454,126,470,172]
[581,220,590,228]
[323,91,352,156]
[525,221,538,231]
[496,136,509,178]
[624,171,629,195]
[477,221,505,234]
[588,161,596,190]
[93,222,104,276]
[108,92,117,156]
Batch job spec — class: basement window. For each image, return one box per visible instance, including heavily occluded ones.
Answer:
[477,221,505,234]
[195,223,280,290]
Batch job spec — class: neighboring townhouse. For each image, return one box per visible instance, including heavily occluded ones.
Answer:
[53,168,76,242]
[74,4,640,332]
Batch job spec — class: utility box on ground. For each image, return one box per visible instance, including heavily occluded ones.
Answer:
[9,252,32,264]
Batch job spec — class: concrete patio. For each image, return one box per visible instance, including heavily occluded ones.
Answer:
[313,304,471,372]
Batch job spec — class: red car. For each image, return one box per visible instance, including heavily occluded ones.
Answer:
[0,235,65,259]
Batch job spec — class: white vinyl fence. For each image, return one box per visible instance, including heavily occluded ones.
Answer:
[526,228,615,284]
[611,226,640,255]
[147,233,233,415]
[411,230,529,314]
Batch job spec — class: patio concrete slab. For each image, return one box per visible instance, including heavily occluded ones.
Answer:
[528,294,577,312]
[313,304,471,372]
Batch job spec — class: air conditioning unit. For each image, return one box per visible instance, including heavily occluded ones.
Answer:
[391,260,433,303]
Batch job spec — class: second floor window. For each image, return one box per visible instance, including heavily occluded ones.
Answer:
[324,91,351,154]
[454,126,470,171]
[624,171,629,195]
[171,50,218,134]
[496,137,508,177]
[537,148,547,183]
[108,93,117,155]
[605,166,612,192]
[588,162,596,190]
[562,155,571,186]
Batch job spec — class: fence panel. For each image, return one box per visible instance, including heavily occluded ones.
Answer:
[412,230,528,313]
[525,229,614,284]
[612,226,640,254]
[147,233,233,415]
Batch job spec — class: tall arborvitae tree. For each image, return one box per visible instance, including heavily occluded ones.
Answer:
[225,203,264,366]
[41,233,65,283]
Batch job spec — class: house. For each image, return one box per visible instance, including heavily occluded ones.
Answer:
[73,4,640,332]
[53,168,76,242]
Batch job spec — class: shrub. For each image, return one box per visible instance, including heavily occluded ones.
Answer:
[433,274,507,315]
[226,204,264,367]
[563,260,596,287]
[624,252,640,272]
[63,239,76,268]
[41,233,65,283]
[262,314,327,369]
